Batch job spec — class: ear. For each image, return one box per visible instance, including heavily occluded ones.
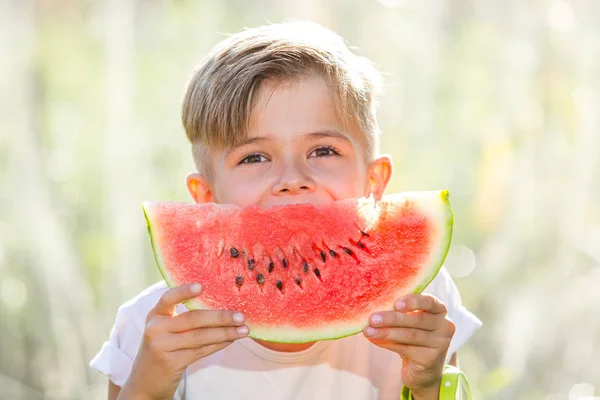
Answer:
[366,155,393,201]
[186,172,214,203]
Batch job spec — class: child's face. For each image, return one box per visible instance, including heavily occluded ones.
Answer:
[187,75,392,207]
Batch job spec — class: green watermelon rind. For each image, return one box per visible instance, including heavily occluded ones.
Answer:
[409,189,454,294]
[142,190,454,343]
[143,205,176,290]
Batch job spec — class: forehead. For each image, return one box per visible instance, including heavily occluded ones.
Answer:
[246,75,366,147]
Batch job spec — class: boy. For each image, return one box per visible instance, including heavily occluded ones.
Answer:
[91,21,481,399]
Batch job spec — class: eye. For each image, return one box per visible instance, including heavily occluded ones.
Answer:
[238,153,268,165]
[310,146,340,158]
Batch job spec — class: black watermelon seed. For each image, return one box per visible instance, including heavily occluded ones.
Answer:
[256,273,265,285]
[235,275,243,287]
[248,259,255,270]
[230,247,239,258]
[360,230,369,237]
[357,241,365,249]
[302,262,309,273]
[314,268,321,279]
[295,277,302,286]
[268,262,275,273]
[320,251,326,262]
[329,249,338,258]
[282,258,288,268]
[276,280,283,291]
[343,247,353,256]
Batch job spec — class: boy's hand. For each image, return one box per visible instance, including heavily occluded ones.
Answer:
[119,283,248,400]
[363,294,455,400]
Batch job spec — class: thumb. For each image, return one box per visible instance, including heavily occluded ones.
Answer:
[152,283,202,317]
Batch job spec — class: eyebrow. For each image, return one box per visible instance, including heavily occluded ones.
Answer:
[224,137,269,157]
[225,129,352,157]
[305,130,352,142]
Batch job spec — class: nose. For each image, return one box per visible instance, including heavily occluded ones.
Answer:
[272,162,315,195]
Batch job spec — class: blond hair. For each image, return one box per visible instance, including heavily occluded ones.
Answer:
[181,21,382,176]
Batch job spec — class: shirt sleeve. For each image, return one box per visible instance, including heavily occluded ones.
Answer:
[423,267,482,362]
[89,304,144,387]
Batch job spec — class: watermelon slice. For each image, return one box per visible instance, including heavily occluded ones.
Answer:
[142,190,453,343]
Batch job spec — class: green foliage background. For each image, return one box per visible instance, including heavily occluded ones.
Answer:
[1,0,599,399]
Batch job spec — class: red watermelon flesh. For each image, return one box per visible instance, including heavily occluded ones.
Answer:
[142,190,453,343]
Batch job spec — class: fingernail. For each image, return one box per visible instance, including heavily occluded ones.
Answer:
[371,314,383,326]
[233,312,245,323]
[236,325,249,335]
[190,283,202,293]
[395,300,406,311]
[365,327,377,337]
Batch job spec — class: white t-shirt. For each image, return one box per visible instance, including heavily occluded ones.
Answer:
[90,268,481,400]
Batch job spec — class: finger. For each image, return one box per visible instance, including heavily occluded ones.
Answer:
[170,309,245,332]
[152,283,202,317]
[166,326,249,351]
[369,311,440,331]
[363,326,443,347]
[395,294,447,315]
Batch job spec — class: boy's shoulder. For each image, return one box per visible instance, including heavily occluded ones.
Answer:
[115,281,186,331]
[423,267,466,312]
[121,280,169,310]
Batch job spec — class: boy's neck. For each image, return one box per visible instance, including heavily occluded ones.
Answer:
[253,338,316,352]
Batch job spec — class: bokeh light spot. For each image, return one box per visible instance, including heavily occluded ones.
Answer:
[444,244,476,278]
[569,383,596,400]
[1,277,27,310]
[548,1,576,32]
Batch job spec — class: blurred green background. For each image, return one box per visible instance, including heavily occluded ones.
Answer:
[1,0,599,399]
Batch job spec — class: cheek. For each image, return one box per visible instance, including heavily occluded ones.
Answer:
[316,161,367,198]
[213,170,271,207]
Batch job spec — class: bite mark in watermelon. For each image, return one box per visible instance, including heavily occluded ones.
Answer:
[142,190,453,343]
